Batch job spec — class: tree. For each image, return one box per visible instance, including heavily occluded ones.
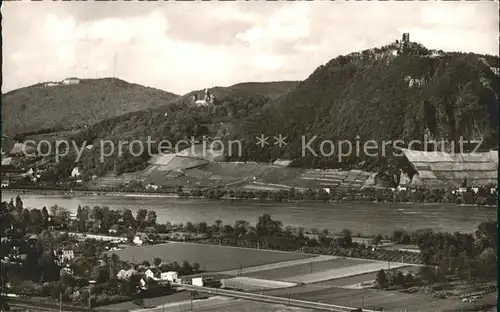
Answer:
[198,222,208,234]
[15,195,23,213]
[182,260,191,274]
[234,220,249,237]
[256,214,282,237]
[123,209,135,229]
[29,209,43,233]
[372,234,383,247]
[213,219,222,234]
[192,262,200,272]
[222,225,234,235]
[80,240,97,258]
[153,257,162,267]
[39,206,48,229]
[109,254,120,279]
[176,186,183,195]
[91,265,109,284]
[184,222,195,233]
[475,221,497,251]
[341,229,353,247]
[20,208,30,232]
[136,209,147,230]
[376,269,388,289]
[146,211,157,227]
[478,247,497,281]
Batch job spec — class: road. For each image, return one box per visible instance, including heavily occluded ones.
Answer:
[172,283,373,312]
[7,298,93,312]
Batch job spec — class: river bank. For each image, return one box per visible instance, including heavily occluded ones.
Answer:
[1,190,495,237]
[2,188,494,208]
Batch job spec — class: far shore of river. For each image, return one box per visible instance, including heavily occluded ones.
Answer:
[1,188,494,209]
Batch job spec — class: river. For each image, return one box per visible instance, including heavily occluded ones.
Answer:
[1,190,495,236]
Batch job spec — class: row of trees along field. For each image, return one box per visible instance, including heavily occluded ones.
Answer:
[191,185,496,206]
[374,221,497,299]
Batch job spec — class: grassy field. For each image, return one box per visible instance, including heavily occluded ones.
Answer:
[315,266,419,288]
[245,258,371,281]
[107,242,313,272]
[262,285,474,312]
[245,258,412,284]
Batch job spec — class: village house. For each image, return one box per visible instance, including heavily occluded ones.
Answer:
[71,167,81,178]
[145,268,162,280]
[61,249,75,262]
[146,183,159,191]
[62,77,80,85]
[133,233,150,245]
[117,269,136,281]
[161,271,179,282]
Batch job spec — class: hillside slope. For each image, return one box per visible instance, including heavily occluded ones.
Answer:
[1,78,179,137]
[47,81,299,178]
[172,81,299,104]
[227,41,500,169]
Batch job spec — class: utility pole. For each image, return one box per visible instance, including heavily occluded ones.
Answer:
[88,280,95,309]
[59,292,62,312]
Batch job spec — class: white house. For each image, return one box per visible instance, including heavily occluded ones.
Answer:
[133,236,143,245]
[140,278,147,289]
[61,250,75,262]
[145,268,161,280]
[117,269,136,280]
[160,271,178,282]
[133,233,150,245]
[63,77,80,85]
[146,183,159,191]
[71,167,81,178]
[192,277,204,287]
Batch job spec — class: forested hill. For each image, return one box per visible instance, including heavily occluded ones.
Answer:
[1,78,179,137]
[226,41,500,169]
[62,81,299,177]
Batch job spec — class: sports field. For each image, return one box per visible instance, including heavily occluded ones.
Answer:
[315,265,419,288]
[246,258,411,284]
[107,242,313,271]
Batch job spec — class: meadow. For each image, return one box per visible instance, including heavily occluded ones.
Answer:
[246,257,371,281]
[107,242,313,271]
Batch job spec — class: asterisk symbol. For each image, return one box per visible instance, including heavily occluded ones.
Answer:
[255,134,269,147]
[274,134,288,147]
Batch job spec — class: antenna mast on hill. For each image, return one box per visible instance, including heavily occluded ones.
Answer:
[113,52,117,78]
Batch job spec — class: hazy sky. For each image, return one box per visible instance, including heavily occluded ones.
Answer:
[2,1,499,95]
